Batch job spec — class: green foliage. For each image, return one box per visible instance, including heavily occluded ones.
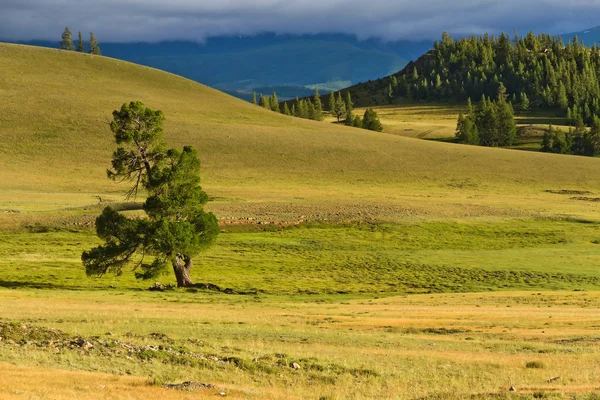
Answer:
[544,116,600,157]
[82,101,218,287]
[76,32,84,53]
[352,115,363,128]
[88,33,100,55]
[251,92,257,105]
[455,113,479,145]
[269,92,280,113]
[328,91,335,113]
[312,88,323,121]
[362,108,383,132]
[520,92,530,111]
[334,92,346,122]
[456,86,516,147]
[381,32,600,126]
[283,102,291,116]
[60,27,75,51]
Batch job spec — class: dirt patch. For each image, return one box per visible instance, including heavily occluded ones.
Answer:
[571,196,600,202]
[545,189,593,195]
[555,337,600,345]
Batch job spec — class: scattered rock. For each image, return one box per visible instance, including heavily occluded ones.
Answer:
[509,386,517,392]
[163,381,214,391]
[291,362,301,370]
[148,282,175,291]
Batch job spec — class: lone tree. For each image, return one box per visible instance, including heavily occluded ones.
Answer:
[82,101,219,287]
[60,27,75,51]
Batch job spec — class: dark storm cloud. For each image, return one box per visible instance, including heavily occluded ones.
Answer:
[0,0,598,42]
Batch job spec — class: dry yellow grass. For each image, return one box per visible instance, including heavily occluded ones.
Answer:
[1,290,600,399]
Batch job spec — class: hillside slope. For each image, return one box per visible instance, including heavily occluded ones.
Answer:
[2,43,600,221]
[561,26,600,46]
[17,34,433,100]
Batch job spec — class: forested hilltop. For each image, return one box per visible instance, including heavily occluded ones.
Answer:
[351,32,600,123]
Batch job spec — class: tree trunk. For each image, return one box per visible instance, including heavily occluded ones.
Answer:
[172,254,194,287]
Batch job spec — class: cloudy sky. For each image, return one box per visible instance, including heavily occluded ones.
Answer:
[0,0,598,42]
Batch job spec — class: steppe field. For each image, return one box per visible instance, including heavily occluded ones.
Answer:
[1,43,600,399]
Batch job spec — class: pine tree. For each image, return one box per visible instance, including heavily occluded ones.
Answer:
[334,92,346,122]
[88,32,101,55]
[495,84,517,146]
[269,92,280,113]
[260,95,269,109]
[77,31,85,52]
[352,115,363,128]
[60,27,75,51]
[387,83,394,104]
[328,91,335,113]
[81,101,219,287]
[521,93,530,111]
[283,102,291,116]
[312,89,323,121]
[362,108,383,132]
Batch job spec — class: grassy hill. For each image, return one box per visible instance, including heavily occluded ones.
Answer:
[4,42,600,200]
[19,34,433,100]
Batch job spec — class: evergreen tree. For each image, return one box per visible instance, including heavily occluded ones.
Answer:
[88,32,101,55]
[251,92,257,105]
[455,112,479,145]
[362,108,383,132]
[541,127,553,152]
[60,27,75,51]
[352,115,363,128]
[260,94,270,109]
[81,101,219,287]
[269,92,280,113]
[77,31,85,52]
[494,84,517,146]
[387,83,394,104]
[312,88,323,120]
[520,93,530,111]
[334,92,346,122]
[328,91,335,113]
[345,92,354,122]
[307,100,316,120]
[283,102,291,116]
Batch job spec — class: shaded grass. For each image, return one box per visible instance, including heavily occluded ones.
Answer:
[2,218,600,294]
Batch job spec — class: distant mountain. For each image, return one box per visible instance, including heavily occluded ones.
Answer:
[11,34,432,100]
[560,26,600,46]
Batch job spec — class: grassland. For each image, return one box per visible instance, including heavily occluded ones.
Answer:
[2,43,600,399]
[2,291,600,399]
[344,103,571,151]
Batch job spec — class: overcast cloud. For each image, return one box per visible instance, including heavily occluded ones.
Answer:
[0,0,598,42]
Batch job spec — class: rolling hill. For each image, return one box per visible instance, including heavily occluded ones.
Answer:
[2,42,600,226]
[1,43,600,193]
[17,34,432,100]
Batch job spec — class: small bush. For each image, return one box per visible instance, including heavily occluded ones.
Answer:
[525,361,545,369]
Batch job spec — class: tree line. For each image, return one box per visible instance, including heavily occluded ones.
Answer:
[542,117,600,156]
[388,31,600,126]
[60,27,101,55]
[252,89,382,132]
